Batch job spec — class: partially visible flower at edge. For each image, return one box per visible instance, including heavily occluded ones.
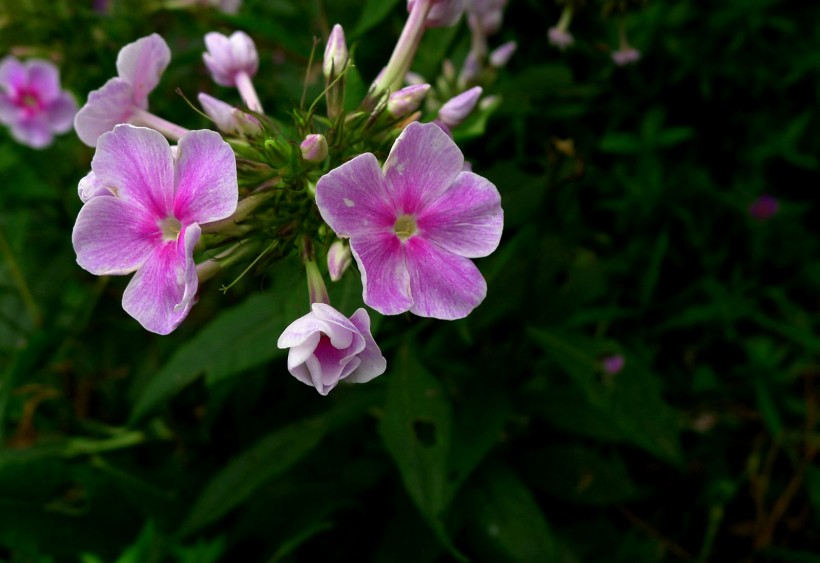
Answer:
[277,303,387,396]
[315,121,503,320]
[0,56,77,149]
[72,124,238,334]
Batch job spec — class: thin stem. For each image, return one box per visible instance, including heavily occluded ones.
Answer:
[305,260,330,305]
[0,224,41,327]
[130,108,189,141]
[235,71,264,113]
[557,5,574,32]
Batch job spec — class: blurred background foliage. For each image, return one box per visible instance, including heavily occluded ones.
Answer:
[1,0,820,561]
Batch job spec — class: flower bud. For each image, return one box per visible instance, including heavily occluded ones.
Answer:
[437,86,482,128]
[408,0,465,28]
[601,354,625,375]
[458,51,480,86]
[300,133,329,163]
[612,47,641,66]
[387,84,431,118]
[489,40,516,68]
[327,240,352,281]
[323,24,348,80]
[198,92,261,136]
[548,27,574,50]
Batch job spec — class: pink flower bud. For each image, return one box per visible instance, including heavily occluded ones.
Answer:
[203,31,259,87]
[601,354,625,375]
[327,240,352,281]
[548,27,574,50]
[198,92,261,136]
[387,83,431,117]
[300,133,328,163]
[612,47,641,66]
[437,85,482,128]
[408,0,465,28]
[489,41,516,68]
[323,24,348,79]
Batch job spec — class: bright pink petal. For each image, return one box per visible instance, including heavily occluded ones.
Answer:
[116,34,171,108]
[72,195,158,275]
[417,171,503,258]
[405,237,487,319]
[315,153,395,238]
[0,57,27,94]
[74,78,135,147]
[383,121,464,215]
[121,223,200,335]
[26,60,61,103]
[350,232,413,315]
[173,129,238,225]
[91,124,174,217]
[345,308,387,383]
[0,94,21,125]
[45,92,77,133]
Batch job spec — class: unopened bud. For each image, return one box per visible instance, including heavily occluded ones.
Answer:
[387,84,431,118]
[437,86,482,128]
[323,24,348,79]
[489,40,516,68]
[199,92,261,136]
[547,27,574,50]
[327,240,352,282]
[408,0,465,28]
[612,47,641,66]
[300,134,329,163]
[458,51,480,86]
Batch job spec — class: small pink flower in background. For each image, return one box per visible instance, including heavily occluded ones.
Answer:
[408,0,465,28]
[0,56,77,149]
[601,354,625,375]
[72,125,238,334]
[467,0,508,35]
[277,303,387,396]
[74,34,173,146]
[437,85,482,129]
[749,194,779,220]
[316,121,503,320]
[203,31,259,87]
[489,40,516,68]
[548,27,574,50]
[612,47,641,66]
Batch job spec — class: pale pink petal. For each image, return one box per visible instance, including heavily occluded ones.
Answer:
[278,304,356,352]
[350,232,413,315]
[78,171,112,202]
[404,237,487,319]
[74,78,135,147]
[121,223,200,335]
[9,119,53,149]
[72,195,159,275]
[345,308,387,383]
[0,94,21,125]
[417,171,503,258]
[0,57,27,94]
[91,124,175,216]
[315,153,396,238]
[116,34,171,108]
[172,129,238,224]
[45,92,78,133]
[26,60,61,102]
[383,122,464,214]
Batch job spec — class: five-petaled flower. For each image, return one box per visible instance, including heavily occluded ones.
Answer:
[315,121,503,320]
[0,56,77,149]
[74,34,172,146]
[72,124,238,334]
[277,303,387,396]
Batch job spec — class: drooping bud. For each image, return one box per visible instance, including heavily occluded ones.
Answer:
[437,86,482,128]
[203,31,259,86]
[300,134,329,163]
[548,27,574,50]
[198,92,261,136]
[386,84,431,118]
[489,40,516,68]
[612,47,641,66]
[323,24,348,80]
[327,240,352,282]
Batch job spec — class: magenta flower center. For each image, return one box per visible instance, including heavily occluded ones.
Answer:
[16,89,43,117]
[158,216,182,242]
[393,214,418,241]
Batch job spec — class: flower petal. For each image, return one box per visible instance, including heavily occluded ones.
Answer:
[45,92,78,133]
[350,232,413,315]
[91,124,175,216]
[74,78,135,147]
[116,34,171,108]
[417,171,503,258]
[72,195,159,275]
[345,308,387,383]
[9,118,53,149]
[77,170,112,202]
[0,94,21,125]
[26,60,61,103]
[173,129,238,225]
[315,152,395,238]
[383,121,464,215]
[0,56,27,95]
[121,223,200,335]
[405,237,487,319]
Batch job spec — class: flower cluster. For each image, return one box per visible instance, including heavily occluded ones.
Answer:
[60,0,508,394]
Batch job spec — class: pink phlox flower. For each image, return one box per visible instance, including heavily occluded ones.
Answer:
[0,56,77,149]
[408,0,465,28]
[203,31,259,87]
[72,124,238,334]
[277,303,387,396]
[467,0,508,35]
[548,27,574,50]
[612,47,641,66]
[315,121,503,320]
[74,34,171,146]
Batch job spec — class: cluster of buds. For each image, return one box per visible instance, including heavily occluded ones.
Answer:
[49,0,506,395]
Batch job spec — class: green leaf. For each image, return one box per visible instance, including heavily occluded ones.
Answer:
[351,0,402,38]
[378,344,464,559]
[177,395,373,537]
[463,461,558,562]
